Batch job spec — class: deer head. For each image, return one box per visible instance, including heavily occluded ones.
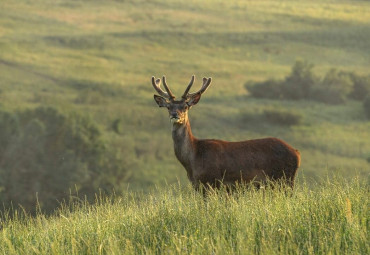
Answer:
[152,75,212,124]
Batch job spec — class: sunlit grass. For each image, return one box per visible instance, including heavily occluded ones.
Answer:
[0,177,368,254]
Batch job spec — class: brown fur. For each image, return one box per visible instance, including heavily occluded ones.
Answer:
[152,75,301,190]
[172,117,300,190]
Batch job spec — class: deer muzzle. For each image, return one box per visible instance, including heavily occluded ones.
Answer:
[170,117,181,124]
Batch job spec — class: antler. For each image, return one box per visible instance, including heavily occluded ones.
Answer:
[181,75,195,99]
[151,76,175,100]
[153,75,212,100]
[182,76,212,98]
[162,76,175,100]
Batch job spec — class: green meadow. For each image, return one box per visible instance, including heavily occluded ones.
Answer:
[0,179,368,254]
[0,0,369,253]
[1,0,368,190]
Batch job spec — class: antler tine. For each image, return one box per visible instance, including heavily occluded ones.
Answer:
[187,77,212,97]
[162,76,175,100]
[151,76,170,98]
[181,75,195,99]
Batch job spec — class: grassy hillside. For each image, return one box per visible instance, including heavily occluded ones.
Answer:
[0,178,368,254]
[0,1,368,253]
[0,0,369,193]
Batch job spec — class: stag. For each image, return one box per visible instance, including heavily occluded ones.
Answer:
[151,75,300,190]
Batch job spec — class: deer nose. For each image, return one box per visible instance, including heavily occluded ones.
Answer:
[170,113,179,119]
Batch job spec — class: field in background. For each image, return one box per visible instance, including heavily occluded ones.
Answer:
[0,0,369,192]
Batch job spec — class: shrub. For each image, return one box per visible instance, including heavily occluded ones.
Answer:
[0,107,128,214]
[0,111,19,156]
[281,60,317,100]
[245,60,318,101]
[363,95,370,119]
[311,69,353,104]
[263,109,302,126]
[245,79,283,99]
[245,61,370,105]
[349,73,370,101]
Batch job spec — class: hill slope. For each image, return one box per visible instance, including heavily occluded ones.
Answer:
[0,178,368,254]
[0,0,369,191]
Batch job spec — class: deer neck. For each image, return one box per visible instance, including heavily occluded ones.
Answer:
[172,115,196,172]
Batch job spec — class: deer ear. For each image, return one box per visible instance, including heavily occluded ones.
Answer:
[154,95,169,107]
[187,93,202,106]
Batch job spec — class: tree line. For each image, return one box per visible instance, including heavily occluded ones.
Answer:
[0,107,128,214]
[245,61,370,118]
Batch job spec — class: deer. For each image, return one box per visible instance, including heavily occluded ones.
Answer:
[151,75,301,191]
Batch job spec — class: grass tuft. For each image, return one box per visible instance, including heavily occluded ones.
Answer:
[0,177,368,254]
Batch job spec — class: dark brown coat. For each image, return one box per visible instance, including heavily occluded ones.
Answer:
[172,119,300,189]
[152,75,300,190]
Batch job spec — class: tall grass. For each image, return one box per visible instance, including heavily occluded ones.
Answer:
[0,177,368,254]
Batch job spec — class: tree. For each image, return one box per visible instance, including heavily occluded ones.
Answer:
[349,74,370,101]
[311,69,353,104]
[281,60,317,100]
[0,107,128,214]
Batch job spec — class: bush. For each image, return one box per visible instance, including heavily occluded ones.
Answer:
[263,109,302,126]
[311,69,353,104]
[0,107,128,214]
[281,60,317,100]
[349,73,370,101]
[0,111,19,156]
[245,60,318,101]
[246,61,370,105]
[363,95,370,119]
[245,79,283,99]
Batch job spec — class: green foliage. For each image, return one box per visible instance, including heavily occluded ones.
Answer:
[263,109,302,126]
[363,95,370,119]
[0,107,128,214]
[246,60,318,101]
[246,62,369,105]
[0,178,368,254]
[311,69,353,104]
[0,111,20,155]
[245,79,283,99]
[241,108,302,127]
[281,60,317,100]
[349,74,370,100]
